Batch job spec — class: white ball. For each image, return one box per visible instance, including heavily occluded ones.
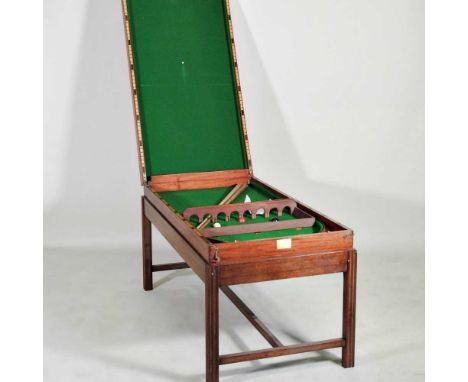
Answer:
[213,222,221,228]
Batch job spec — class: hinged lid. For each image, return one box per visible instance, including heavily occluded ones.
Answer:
[123,0,252,184]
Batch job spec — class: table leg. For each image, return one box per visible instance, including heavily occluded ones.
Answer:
[342,250,357,367]
[205,265,219,382]
[142,196,153,291]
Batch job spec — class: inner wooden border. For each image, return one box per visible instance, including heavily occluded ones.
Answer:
[150,169,251,192]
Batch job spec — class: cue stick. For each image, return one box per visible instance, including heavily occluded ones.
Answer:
[196,183,248,230]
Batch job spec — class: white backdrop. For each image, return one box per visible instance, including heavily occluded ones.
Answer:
[44,1,424,381]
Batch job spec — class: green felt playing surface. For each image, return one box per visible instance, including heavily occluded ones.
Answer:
[159,184,325,242]
[126,0,248,176]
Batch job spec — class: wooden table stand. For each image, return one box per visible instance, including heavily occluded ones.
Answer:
[141,193,357,382]
[123,1,358,379]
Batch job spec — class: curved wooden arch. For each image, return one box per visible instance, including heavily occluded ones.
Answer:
[183,199,297,223]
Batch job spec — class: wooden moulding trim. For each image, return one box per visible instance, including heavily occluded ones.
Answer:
[225,0,253,173]
[203,217,315,238]
[143,199,207,280]
[121,0,147,185]
[219,250,348,285]
[150,169,251,192]
[217,231,353,263]
[219,338,345,365]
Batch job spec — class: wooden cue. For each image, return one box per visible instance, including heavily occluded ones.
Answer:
[196,183,248,230]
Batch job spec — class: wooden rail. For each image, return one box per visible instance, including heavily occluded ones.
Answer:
[152,260,347,368]
[150,169,250,192]
[152,262,190,272]
[184,199,297,223]
[219,338,344,365]
[220,286,283,348]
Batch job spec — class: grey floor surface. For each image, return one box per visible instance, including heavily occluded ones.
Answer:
[44,184,424,381]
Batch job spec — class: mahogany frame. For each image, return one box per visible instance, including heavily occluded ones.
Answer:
[141,176,357,381]
[123,1,357,380]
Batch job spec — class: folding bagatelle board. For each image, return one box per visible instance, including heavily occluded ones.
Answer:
[121,0,357,380]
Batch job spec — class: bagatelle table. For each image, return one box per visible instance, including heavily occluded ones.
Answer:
[121,0,357,380]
